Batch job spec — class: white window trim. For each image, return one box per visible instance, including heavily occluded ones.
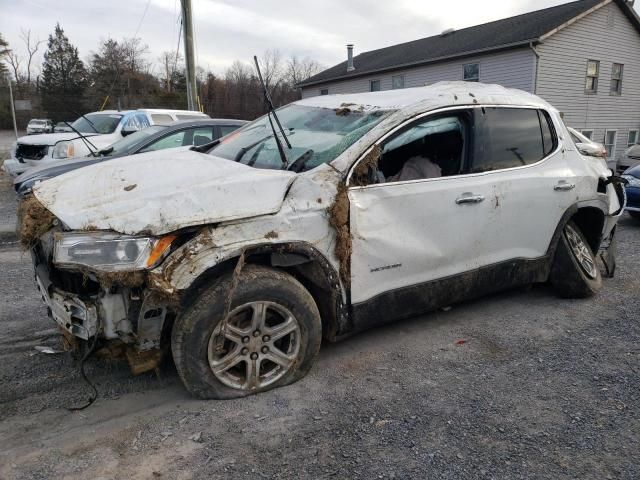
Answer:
[581,129,594,140]
[462,63,480,82]
[604,129,617,159]
[628,129,639,147]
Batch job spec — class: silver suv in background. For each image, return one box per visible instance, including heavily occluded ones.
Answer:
[26,119,54,135]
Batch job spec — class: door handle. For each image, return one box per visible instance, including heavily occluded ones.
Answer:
[455,193,485,204]
[554,181,576,191]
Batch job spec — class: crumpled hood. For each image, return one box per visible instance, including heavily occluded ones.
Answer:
[17,132,96,146]
[33,149,297,236]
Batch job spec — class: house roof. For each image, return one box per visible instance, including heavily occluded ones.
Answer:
[299,0,639,88]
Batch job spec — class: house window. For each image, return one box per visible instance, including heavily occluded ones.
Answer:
[581,129,594,140]
[370,80,381,92]
[628,129,638,147]
[610,63,623,95]
[585,60,599,93]
[604,130,617,159]
[392,75,405,89]
[463,63,479,82]
[320,89,329,96]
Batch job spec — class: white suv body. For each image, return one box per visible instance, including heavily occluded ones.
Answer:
[24,82,625,398]
[3,109,209,176]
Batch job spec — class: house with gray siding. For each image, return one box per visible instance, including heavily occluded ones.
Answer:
[298,0,640,165]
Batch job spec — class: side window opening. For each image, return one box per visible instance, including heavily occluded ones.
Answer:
[376,113,468,183]
[471,108,556,173]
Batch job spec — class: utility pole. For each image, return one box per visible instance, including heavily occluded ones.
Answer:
[6,75,18,140]
[181,0,198,111]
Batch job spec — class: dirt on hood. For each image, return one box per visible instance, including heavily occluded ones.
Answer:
[17,195,56,249]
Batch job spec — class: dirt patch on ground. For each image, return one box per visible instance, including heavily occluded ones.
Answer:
[264,230,279,240]
[17,195,56,249]
[328,183,351,283]
[352,144,381,187]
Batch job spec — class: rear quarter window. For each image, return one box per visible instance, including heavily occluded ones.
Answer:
[472,108,557,173]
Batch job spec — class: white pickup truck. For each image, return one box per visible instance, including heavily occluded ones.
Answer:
[3,108,209,176]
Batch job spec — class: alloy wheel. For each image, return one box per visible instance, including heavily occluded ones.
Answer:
[207,301,301,391]
[565,224,598,279]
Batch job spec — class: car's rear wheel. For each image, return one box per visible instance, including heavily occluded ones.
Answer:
[171,265,322,399]
[550,221,602,298]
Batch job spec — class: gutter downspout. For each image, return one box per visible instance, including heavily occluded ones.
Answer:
[529,41,540,94]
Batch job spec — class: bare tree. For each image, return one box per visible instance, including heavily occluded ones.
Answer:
[122,37,149,72]
[6,49,22,83]
[19,29,44,84]
[258,49,283,89]
[286,55,323,86]
[158,50,183,92]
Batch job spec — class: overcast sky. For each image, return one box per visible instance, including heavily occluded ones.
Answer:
[1,0,639,76]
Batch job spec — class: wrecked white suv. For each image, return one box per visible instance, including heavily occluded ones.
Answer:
[21,82,625,399]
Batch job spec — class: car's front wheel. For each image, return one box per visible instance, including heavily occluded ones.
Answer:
[549,221,602,298]
[172,265,322,399]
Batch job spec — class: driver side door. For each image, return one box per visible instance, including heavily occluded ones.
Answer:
[347,109,495,328]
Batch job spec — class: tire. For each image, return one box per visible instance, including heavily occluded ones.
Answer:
[550,221,602,298]
[630,211,640,220]
[171,264,322,399]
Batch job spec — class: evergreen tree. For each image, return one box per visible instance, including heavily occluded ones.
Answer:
[40,23,87,121]
[0,33,9,78]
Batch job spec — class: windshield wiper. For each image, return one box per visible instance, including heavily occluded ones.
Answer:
[64,121,99,157]
[233,134,273,162]
[253,55,291,169]
[71,110,99,133]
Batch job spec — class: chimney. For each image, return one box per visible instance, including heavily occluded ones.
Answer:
[347,44,355,72]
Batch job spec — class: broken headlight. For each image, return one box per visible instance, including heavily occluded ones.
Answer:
[52,140,75,159]
[53,232,175,272]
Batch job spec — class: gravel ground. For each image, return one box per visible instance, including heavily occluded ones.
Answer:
[0,164,638,479]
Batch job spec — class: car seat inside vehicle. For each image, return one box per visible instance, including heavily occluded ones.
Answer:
[378,116,465,182]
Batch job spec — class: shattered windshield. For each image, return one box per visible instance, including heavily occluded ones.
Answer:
[71,113,123,134]
[210,104,392,171]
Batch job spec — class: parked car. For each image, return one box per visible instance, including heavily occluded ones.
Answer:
[621,164,640,219]
[22,82,624,399]
[567,127,608,164]
[53,122,74,133]
[618,143,640,174]
[2,108,210,177]
[26,119,53,135]
[14,119,248,196]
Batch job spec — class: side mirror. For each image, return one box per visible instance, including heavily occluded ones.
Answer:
[121,126,139,137]
[576,142,606,158]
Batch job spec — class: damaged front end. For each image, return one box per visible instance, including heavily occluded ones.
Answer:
[22,196,180,375]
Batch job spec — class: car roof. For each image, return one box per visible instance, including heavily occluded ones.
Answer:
[296,81,553,113]
[168,118,249,127]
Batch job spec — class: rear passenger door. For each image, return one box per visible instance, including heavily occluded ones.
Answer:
[467,107,569,266]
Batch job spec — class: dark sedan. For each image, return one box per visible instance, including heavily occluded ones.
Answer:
[622,164,640,220]
[14,118,248,196]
